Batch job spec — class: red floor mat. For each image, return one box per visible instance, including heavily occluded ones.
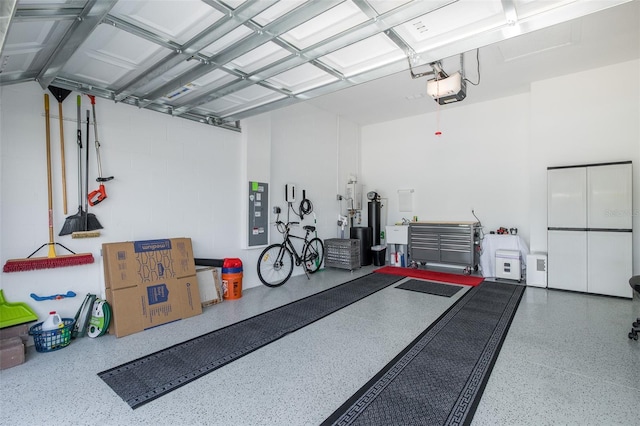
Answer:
[374,266,484,286]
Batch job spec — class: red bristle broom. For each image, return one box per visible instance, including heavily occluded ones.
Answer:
[3,94,94,273]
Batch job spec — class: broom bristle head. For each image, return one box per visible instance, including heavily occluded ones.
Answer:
[3,253,94,273]
[71,231,101,239]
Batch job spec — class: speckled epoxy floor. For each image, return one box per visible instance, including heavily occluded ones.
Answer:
[0,266,638,425]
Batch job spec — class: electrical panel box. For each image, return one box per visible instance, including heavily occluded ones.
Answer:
[248,181,269,247]
[345,183,362,210]
[285,183,296,202]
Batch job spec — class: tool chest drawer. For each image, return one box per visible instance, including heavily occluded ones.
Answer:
[409,222,480,270]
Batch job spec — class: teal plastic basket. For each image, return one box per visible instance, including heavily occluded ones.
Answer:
[29,318,75,352]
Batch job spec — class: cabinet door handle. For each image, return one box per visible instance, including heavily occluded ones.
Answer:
[441,248,470,253]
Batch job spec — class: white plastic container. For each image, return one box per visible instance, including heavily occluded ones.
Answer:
[495,250,521,281]
[526,253,547,287]
[41,311,63,331]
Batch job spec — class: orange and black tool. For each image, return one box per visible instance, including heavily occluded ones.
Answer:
[87,95,113,206]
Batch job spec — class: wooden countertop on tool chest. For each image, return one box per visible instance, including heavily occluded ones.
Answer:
[410,221,480,226]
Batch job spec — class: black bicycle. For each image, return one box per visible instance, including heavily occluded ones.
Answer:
[257,221,324,287]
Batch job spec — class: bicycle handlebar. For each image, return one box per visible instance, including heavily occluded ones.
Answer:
[275,220,301,235]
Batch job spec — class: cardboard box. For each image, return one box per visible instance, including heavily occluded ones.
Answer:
[0,337,25,370]
[102,238,201,338]
[106,276,202,338]
[103,238,196,290]
[196,267,223,307]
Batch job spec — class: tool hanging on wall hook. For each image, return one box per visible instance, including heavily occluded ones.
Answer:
[47,86,72,214]
[87,95,113,206]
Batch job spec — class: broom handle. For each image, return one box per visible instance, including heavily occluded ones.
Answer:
[58,101,68,215]
[45,94,56,258]
[85,110,90,214]
[76,95,83,207]
[89,96,103,177]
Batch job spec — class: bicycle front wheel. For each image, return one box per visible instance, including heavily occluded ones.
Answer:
[257,244,293,287]
[303,237,324,273]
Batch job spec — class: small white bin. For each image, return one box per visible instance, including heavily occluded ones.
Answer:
[495,250,521,281]
[526,253,547,287]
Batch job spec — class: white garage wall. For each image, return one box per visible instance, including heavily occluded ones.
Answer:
[2,59,638,325]
[336,116,361,238]
[529,59,640,270]
[241,104,361,284]
[0,83,358,325]
[0,82,243,321]
[268,103,340,259]
[361,93,531,244]
[239,113,272,286]
[361,59,639,274]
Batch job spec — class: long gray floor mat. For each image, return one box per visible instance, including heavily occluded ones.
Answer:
[99,272,403,409]
[323,281,525,426]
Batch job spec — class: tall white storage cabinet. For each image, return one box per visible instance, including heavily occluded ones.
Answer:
[547,162,633,298]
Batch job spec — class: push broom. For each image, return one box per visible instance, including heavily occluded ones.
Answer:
[3,94,94,272]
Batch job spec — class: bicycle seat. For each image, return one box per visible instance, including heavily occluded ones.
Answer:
[303,225,316,232]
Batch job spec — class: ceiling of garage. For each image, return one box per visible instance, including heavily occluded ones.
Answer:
[0,0,637,131]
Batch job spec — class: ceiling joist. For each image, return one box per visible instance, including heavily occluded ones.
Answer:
[36,0,118,90]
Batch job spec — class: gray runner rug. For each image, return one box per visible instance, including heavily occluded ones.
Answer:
[323,280,525,426]
[396,279,464,297]
[99,272,403,409]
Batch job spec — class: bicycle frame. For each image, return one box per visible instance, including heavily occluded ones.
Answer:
[257,220,324,287]
[280,225,313,275]
[285,234,309,263]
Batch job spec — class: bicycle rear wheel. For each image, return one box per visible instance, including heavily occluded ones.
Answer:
[257,244,293,287]
[303,237,324,274]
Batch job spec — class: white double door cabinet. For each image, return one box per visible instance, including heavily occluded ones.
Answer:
[547,162,633,298]
[547,231,632,297]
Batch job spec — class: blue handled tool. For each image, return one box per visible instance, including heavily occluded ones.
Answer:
[30,291,77,301]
